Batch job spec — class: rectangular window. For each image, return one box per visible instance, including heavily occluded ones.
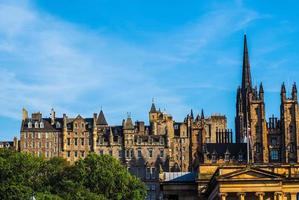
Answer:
[271,150,279,160]
[81,151,85,157]
[151,167,155,179]
[118,150,122,158]
[271,138,277,145]
[67,151,70,157]
[74,151,78,157]
[81,138,84,146]
[109,150,113,156]
[146,167,151,179]
[99,150,104,155]
[160,149,164,158]
[148,149,153,158]
[138,149,142,158]
[74,138,78,146]
[130,149,134,158]
[67,138,70,146]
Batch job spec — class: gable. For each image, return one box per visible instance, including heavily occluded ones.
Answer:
[217,167,282,181]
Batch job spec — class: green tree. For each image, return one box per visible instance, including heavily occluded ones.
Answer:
[0,149,147,200]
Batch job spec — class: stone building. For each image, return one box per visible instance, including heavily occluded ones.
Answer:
[19,34,299,199]
[20,101,227,199]
[160,35,299,200]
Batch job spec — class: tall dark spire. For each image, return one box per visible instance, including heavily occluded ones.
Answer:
[242,34,252,90]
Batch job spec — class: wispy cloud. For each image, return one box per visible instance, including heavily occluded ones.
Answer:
[0,0,276,139]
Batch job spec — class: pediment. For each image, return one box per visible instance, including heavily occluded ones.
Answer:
[217,167,282,181]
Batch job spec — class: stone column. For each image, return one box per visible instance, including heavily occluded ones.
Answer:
[255,192,265,200]
[219,193,227,200]
[274,192,283,200]
[237,192,246,200]
[290,193,297,200]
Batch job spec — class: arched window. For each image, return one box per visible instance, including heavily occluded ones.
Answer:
[34,121,39,128]
[56,121,61,128]
[40,121,44,128]
[28,121,32,128]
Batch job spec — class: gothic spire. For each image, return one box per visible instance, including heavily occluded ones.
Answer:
[259,82,264,93]
[190,109,194,118]
[201,109,205,119]
[292,82,297,94]
[241,34,252,90]
[281,82,286,94]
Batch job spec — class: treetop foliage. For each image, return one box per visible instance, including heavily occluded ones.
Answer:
[0,149,147,200]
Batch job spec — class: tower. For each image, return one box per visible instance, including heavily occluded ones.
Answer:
[235,35,268,163]
[281,82,299,163]
[235,34,252,143]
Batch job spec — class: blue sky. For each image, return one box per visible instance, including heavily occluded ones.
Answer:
[0,0,299,140]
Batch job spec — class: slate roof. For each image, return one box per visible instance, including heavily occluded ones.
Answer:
[97,110,108,125]
[205,143,247,160]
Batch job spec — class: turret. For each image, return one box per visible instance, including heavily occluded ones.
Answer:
[281,82,286,101]
[292,82,297,101]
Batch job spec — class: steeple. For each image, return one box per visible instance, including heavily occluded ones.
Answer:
[241,34,252,90]
[150,98,157,113]
[97,109,108,126]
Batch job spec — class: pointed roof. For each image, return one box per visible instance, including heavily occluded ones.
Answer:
[292,82,297,93]
[97,110,108,125]
[201,109,205,119]
[190,109,194,118]
[259,82,264,93]
[150,102,157,113]
[241,34,252,90]
[281,82,286,94]
[124,116,134,129]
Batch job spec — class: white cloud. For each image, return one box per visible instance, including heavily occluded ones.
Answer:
[0,0,263,130]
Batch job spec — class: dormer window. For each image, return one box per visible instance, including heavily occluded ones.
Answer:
[211,151,217,163]
[224,151,230,162]
[137,137,142,145]
[56,122,61,128]
[74,123,77,128]
[28,121,32,128]
[34,121,39,128]
[40,121,44,128]
[149,137,153,144]
[238,153,243,162]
